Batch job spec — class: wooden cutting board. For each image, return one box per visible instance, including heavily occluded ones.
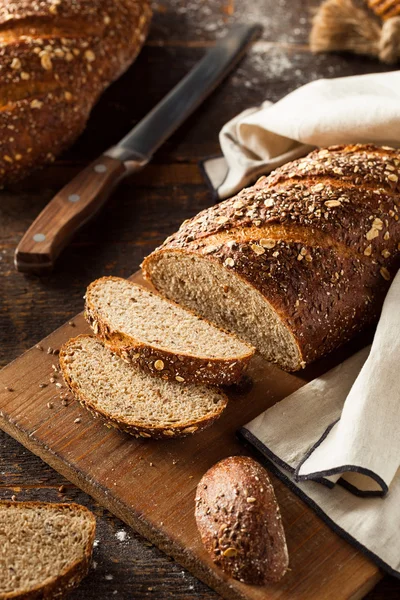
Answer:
[0,272,381,600]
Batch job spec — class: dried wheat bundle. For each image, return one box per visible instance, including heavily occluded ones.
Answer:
[310,0,400,63]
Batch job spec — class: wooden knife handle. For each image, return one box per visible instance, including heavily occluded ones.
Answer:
[15,155,127,274]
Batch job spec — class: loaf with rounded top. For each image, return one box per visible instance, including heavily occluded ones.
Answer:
[195,456,288,585]
[84,276,255,386]
[0,0,151,187]
[143,144,400,371]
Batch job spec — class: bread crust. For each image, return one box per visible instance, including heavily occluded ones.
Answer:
[143,144,400,370]
[60,334,228,440]
[84,277,255,386]
[0,501,96,600]
[195,456,288,585]
[0,0,151,187]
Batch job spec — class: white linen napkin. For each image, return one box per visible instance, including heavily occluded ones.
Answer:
[202,71,400,199]
[239,270,400,577]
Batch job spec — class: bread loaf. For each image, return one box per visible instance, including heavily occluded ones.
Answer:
[60,334,228,439]
[143,144,400,371]
[0,0,151,187]
[195,456,288,585]
[0,501,95,599]
[85,276,255,386]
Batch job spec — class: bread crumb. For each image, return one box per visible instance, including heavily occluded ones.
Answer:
[116,530,127,542]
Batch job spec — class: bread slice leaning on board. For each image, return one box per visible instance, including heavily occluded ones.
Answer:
[143,144,400,371]
[0,0,151,186]
[84,276,255,386]
[0,501,95,600]
[60,335,228,439]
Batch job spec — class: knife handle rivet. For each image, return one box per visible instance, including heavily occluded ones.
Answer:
[33,233,46,243]
[68,194,80,203]
[94,164,107,173]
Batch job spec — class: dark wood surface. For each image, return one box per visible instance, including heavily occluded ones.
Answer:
[0,0,398,598]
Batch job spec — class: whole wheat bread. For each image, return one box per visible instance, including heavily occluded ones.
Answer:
[84,277,255,385]
[195,456,288,585]
[60,335,228,439]
[143,144,400,371]
[0,501,95,599]
[0,0,151,186]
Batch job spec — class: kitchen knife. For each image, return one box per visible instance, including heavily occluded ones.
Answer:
[14,23,260,274]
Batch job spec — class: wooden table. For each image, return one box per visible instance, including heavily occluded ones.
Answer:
[0,1,398,598]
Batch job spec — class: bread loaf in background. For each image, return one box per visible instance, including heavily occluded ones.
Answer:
[0,0,151,187]
[195,456,288,585]
[143,144,400,371]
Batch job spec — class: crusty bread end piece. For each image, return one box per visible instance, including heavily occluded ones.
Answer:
[85,277,255,386]
[0,501,95,600]
[60,335,228,439]
[195,456,288,585]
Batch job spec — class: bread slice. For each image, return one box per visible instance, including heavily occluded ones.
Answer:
[0,501,95,599]
[60,335,228,439]
[84,276,255,385]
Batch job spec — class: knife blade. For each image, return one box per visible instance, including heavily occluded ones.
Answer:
[14,24,261,274]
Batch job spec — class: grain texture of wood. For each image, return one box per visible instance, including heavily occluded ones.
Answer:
[0,271,383,600]
[0,0,399,597]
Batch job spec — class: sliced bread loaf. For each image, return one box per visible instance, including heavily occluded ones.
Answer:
[84,276,255,385]
[60,335,228,439]
[143,145,400,371]
[0,501,95,599]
